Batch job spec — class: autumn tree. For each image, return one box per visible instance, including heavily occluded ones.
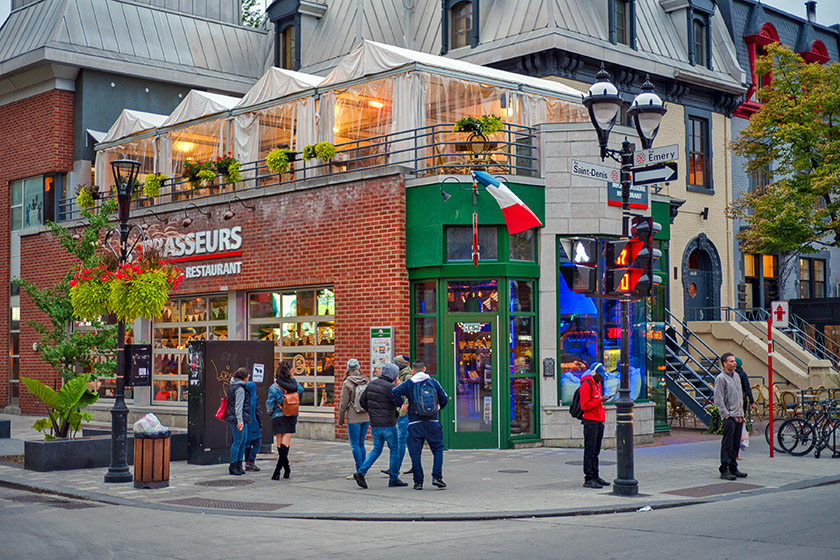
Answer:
[729,43,840,257]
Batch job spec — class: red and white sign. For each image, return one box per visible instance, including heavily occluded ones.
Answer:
[770,300,789,329]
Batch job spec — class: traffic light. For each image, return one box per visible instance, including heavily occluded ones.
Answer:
[603,239,644,296]
[559,237,598,295]
[629,216,662,298]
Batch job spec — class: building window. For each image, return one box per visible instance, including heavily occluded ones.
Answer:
[11,176,47,230]
[691,17,709,68]
[749,165,770,195]
[800,258,826,299]
[509,230,536,262]
[278,24,296,70]
[412,281,438,376]
[614,0,630,45]
[509,280,537,437]
[446,227,498,262]
[152,296,229,403]
[450,1,473,49]
[688,116,710,189]
[248,288,335,409]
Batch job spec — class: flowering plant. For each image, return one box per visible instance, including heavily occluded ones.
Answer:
[69,264,113,320]
[214,152,242,184]
[182,160,216,189]
[142,173,168,199]
[75,185,100,210]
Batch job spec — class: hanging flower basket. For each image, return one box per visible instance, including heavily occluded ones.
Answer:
[69,266,112,321]
[143,173,168,199]
[302,142,337,162]
[108,261,184,322]
[214,152,242,184]
[266,148,294,173]
[75,185,100,210]
[182,160,216,189]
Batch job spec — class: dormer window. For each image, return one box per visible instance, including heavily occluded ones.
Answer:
[441,0,479,54]
[612,0,634,47]
[278,23,296,70]
[692,19,706,67]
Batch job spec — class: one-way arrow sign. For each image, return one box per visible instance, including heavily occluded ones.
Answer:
[632,162,678,186]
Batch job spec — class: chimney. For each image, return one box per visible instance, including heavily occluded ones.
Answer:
[805,1,817,23]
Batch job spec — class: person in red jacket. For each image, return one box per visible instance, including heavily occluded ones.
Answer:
[580,363,610,489]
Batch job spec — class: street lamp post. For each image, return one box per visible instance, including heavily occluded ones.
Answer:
[104,159,142,484]
[582,67,667,497]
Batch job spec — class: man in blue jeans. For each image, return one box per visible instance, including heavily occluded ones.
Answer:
[391,360,449,490]
[393,355,412,473]
[353,363,408,488]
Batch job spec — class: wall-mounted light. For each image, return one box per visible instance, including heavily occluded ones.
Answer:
[223,196,256,221]
[181,202,210,228]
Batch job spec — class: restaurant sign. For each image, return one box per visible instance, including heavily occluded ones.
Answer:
[144,226,244,279]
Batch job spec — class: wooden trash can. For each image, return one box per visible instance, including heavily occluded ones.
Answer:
[133,434,171,489]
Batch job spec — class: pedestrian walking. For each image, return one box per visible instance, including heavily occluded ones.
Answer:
[715,353,748,480]
[580,362,610,489]
[352,363,408,489]
[266,361,304,480]
[338,358,370,476]
[393,354,412,474]
[391,360,449,490]
[225,367,251,476]
[243,378,264,471]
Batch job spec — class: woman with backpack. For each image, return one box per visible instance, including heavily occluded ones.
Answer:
[266,361,304,480]
[337,358,370,477]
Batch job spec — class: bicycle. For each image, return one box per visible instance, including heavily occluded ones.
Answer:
[776,399,840,458]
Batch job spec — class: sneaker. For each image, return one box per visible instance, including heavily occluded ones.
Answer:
[595,477,610,487]
[380,470,390,476]
[353,471,368,489]
[720,472,737,481]
[244,462,261,472]
[346,474,355,480]
[583,479,603,489]
[731,470,748,478]
[389,479,409,487]
[432,478,447,488]
[413,482,423,490]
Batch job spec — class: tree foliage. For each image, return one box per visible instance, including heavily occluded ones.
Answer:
[12,201,119,384]
[241,0,265,28]
[729,43,840,254]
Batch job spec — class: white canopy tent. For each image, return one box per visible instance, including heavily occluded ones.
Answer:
[95,109,169,189]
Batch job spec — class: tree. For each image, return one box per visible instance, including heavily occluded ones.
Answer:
[729,43,840,256]
[241,0,265,28]
[13,201,119,386]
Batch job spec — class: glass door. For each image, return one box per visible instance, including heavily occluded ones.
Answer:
[446,317,498,448]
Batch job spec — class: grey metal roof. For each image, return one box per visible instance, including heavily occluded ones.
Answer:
[0,0,271,93]
[298,0,744,91]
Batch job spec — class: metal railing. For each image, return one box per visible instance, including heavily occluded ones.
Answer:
[691,306,839,369]
[59,122,539,222]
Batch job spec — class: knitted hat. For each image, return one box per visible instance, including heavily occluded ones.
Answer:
[735,357,743,367]
[347,358,360,371]
[394,355,409,368]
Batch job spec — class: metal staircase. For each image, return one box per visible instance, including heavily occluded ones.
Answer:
[663,309,723,427]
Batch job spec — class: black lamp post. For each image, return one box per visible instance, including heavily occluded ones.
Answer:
[104,159,142,484]
[582,66,666,497]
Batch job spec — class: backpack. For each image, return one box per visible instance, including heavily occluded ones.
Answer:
[350,383,366,413]
[412,379,440,418]
[569,379,594,421]
[276,384,299,416]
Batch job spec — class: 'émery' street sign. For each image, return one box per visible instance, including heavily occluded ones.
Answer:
[632,162,679,186]
[571,159,620,183]
[632,144,679,167]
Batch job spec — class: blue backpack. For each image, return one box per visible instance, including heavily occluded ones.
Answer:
[412,379,440,418]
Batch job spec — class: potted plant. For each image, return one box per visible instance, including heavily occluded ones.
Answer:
[75,185,100,210]
[453,115,504,153]
[301,142,337,162]
[69,265,113,321]
[107,248,184,322]
[182,160,216,189]
[20,374,99,440]
[266,147,295,173]
[214,152,242,184]
[142,173,168,199]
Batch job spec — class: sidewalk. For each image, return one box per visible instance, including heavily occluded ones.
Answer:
[1,413,838,520]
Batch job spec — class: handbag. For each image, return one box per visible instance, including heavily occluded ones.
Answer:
[215,396,228,421]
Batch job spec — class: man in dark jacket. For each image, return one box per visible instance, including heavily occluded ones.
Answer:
[391,360,449,490]
[734,357,754,417]
[353,363,408,489]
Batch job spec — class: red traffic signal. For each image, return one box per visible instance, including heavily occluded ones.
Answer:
[604,239,645,296]
[630,216,662,298]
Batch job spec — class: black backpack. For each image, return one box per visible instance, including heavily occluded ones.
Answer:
[412,379,440,418]
[569,379,594,420]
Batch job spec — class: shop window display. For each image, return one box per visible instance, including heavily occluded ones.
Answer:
[447,280,498,313]
[249,287,335,410]
[151,296,228,403]
[509,280,537,437]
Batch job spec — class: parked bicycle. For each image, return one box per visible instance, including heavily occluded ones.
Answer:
[776,399,840,458]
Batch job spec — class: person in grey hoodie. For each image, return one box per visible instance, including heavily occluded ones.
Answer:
[224,367,251,476]
[352,363,408,489]
[714,353,747,481]
[338,358,370,474]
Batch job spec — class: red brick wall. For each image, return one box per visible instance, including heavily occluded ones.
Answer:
[18,172,411,437]
[0,89,75,408]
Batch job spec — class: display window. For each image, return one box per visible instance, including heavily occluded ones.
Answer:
[412,281,438,376]
[152,295,228,403]
[509,280,536,437]
[248,288,336,410]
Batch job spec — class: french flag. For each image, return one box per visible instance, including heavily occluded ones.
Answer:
[472,171,543,234]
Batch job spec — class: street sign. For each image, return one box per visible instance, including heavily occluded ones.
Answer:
[571,159,621,183]
[632,162,678,186]
[632,144,679,167]
[607,181,648,209]
[771,301,789,329]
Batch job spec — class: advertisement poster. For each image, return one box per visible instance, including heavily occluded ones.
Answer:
[370,326,394,373]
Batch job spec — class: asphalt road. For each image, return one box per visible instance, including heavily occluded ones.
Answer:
[1,481,837,559]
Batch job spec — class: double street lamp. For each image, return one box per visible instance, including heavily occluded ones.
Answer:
[104,159,143,484]
[582,66,667,496]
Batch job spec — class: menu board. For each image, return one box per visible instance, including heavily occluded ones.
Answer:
[125,344,152,387]
[369,326,394,373]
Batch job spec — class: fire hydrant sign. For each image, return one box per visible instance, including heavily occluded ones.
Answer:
[771,301,789,329]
